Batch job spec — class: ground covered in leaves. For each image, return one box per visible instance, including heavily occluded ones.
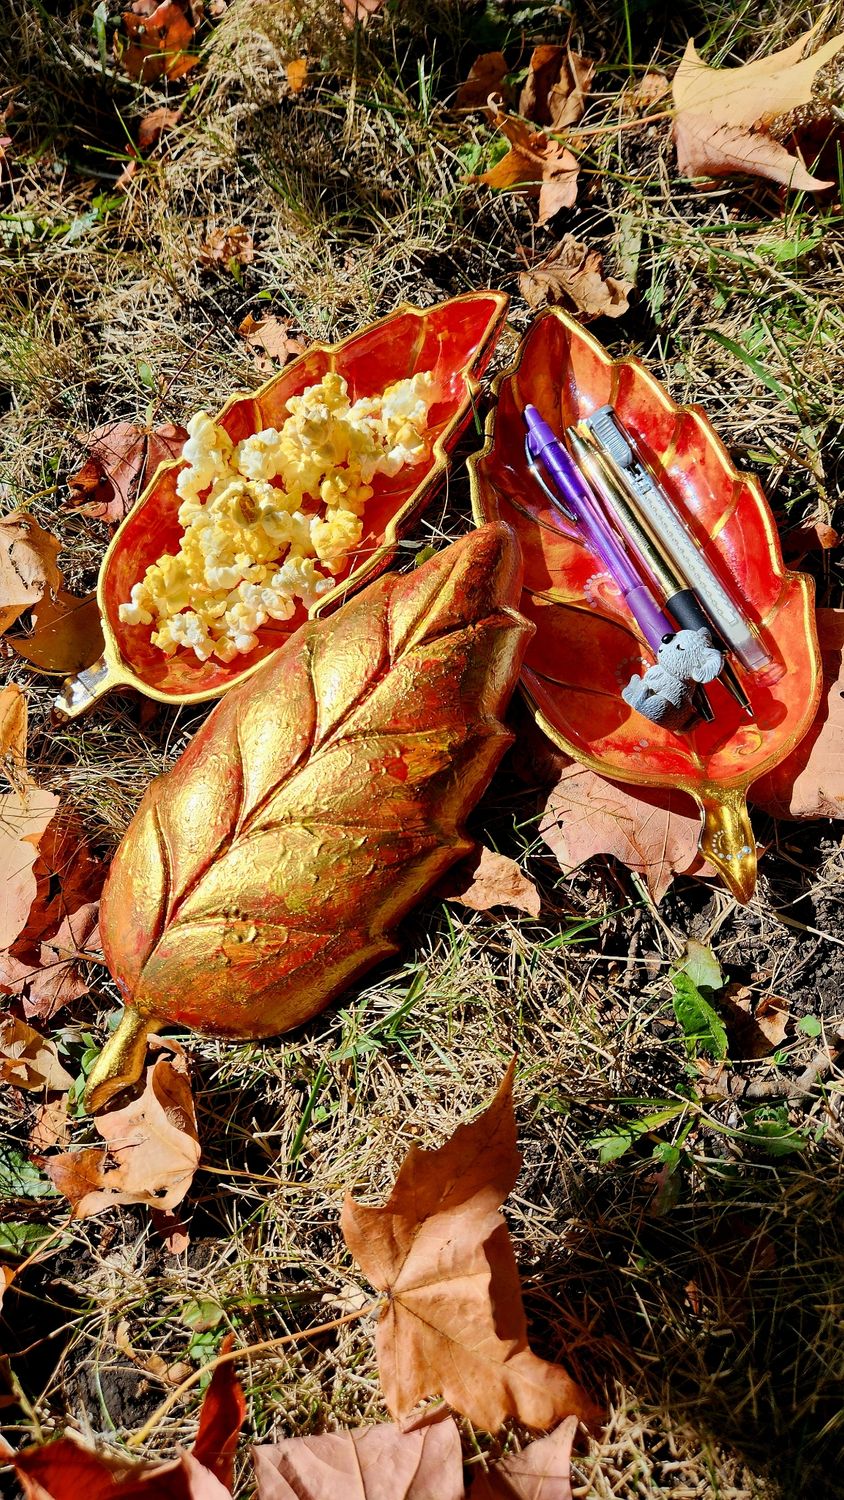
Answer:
[1,1,843,1497]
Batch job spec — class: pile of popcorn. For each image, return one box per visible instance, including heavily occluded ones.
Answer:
[119,368,437,663]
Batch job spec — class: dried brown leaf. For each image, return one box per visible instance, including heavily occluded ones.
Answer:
[471,1416,578,1499]
[253,1408,464,1500]
[44,1043,200,1217]
[539,758,711,903]
[8,590,104,676]
[519,45,595,130]
[238,313,305,371]
[519,235,632,320]
[68,420,188,526]
[623,71,670,113]
[341,1063,596,1433]
[457,53,511,110]
[0,684,28,779]
[29,1095,70,1151]
[750,608,844,819]
[0,1016,73,1092]
[471,106,579,224]
[672,19,844,189]
[341,0,383,28]
[0,786,61,951]
[0,512,62,636]
[138,106,182,151]
[286,58,308,93]
[720,984,790,1057]
[199,224,254,267]
[119,0,200,84]
[446,844,540,917]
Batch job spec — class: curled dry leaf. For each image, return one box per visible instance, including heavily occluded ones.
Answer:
[720,984,790,1058]
[341,1062,596,1433]
[4,1336,244,1497]
[519,236,632,320]
[750,609,844,820]
[471,1415,578,1500]
[0,685,60,950]
[238,313,306,372]
[68,420,189,527]
[445,844,541,917]
[254,1408,464,1500]
[0,512,62,635]
[119,0,200,84]
[199,224,254,267]
[116,107,182,189]
[519,45,595,131]
[0,1015,74,1092]
[539,758,712,904]
[286,57,308,93]
[44,1042,200,1217]
[8,590,104,676]
[782,520,839,563]
[29,1095,70,1151]
[672,18,844,190]
[456,52,511,111]
[471,104,579,224]
[622,71,670,113]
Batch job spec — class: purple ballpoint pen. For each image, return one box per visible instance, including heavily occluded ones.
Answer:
[523,405,673,654]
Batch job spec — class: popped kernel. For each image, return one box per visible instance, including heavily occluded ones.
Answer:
[119,368,437,662]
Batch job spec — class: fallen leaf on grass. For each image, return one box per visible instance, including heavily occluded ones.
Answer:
[29,1095,70,1151]
[44,1041,200,1217]
[8,589,104,675]
[342,1062,596,1433]
[341,0,383,28]
[750,608,844,819]
[238,313,305,372]
[2,901,102,1022]
[472,1415,578,1499]
[68,419,188,526]
[0,1265,14,1314]
[0,1016,73,1092]
[720,984,790,1057]
[672,18,844,190]
[254,1407,464,1500]
[116,107,182,189]
[199,224,254,268]
[782,519,839,562]
[539,759,711,903]
[4,1334,244,1497]
[519,235,632,319]
[0,686,60,950]
[519,46,595,130]
[119,0,200,84]
[445,844,541,917]
[471,104,579,225]
[0,512,62,635]
[623,71,670,113]
[456,53,512,111]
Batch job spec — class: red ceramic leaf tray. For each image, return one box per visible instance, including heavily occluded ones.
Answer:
[57,292,508,717]
[470,309,822,902]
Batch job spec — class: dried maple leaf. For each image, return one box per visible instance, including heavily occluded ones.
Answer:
[341,1063,596,1433]
[0,687,60,950]
[238,313,305,372]
[119,0,200,84]
[445,844,541,918]
[68,419,188,527]
[456,52,511,111]
[0,511,62,635]
[199,224,254,267]
[8,589,104,675]
[519,236,632,320]
[1,901,102,1023]
[4,1335,243,1497]
[672,18,844,190]
[253,1408,464,1500]
[539,759,712,903]
[44,1041,200,1216]
[0,1015,74,1092]
[471,1415,578,1499]
[750,608,844,819]
[471,105,579,224]
[519,46,595,131]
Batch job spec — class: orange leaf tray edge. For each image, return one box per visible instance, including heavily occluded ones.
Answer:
[468,308,822,903]
[56,291,509,718]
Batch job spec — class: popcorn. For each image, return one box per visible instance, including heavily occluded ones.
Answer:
[119,368,437,662]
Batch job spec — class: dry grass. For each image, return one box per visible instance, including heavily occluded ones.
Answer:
[1,1,844,1497]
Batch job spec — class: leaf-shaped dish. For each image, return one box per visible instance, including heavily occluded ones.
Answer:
[57,291,508,718]
[84,524,531,1111]
[469,309,822,902]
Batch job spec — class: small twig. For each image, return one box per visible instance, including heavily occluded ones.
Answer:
[126,1301,380,1451]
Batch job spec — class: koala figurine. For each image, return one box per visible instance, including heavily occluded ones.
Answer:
[622,628,723,730]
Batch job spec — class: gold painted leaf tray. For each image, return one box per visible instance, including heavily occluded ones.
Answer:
[469,308,822,902]
[58,291,508,717]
